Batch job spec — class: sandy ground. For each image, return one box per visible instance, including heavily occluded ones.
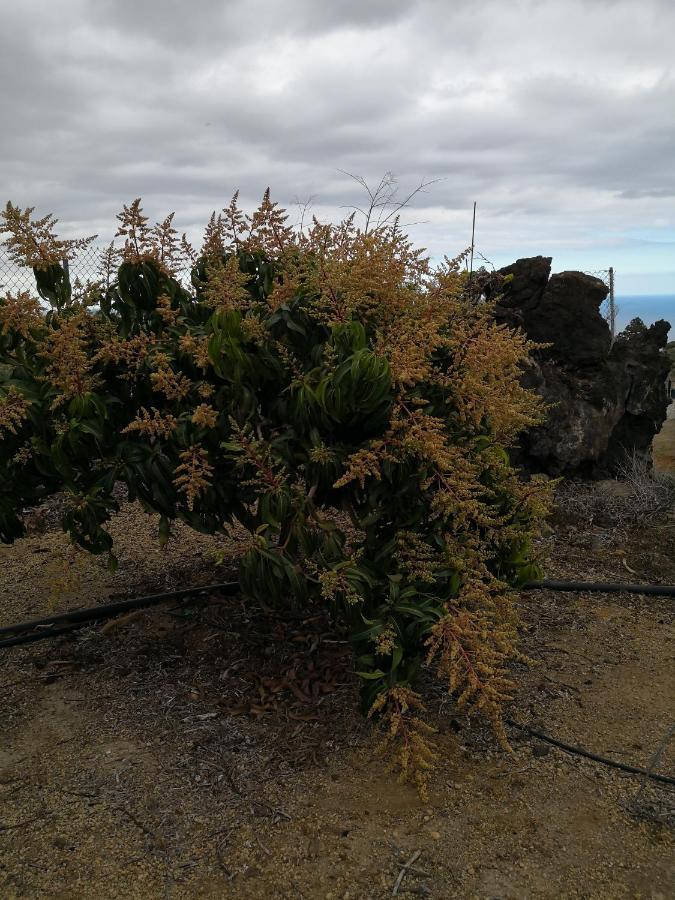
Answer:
[1,494,674,899]
[653,401,675,474]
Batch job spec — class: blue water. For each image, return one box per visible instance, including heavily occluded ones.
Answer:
[615,295,673,340]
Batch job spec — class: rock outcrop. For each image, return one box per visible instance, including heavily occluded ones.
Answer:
[490,257,671,476]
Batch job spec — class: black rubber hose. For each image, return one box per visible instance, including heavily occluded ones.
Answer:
[0,581,239,648]
[506,718,675,786]
[523,579,675,597]
[2,578,673,650]
[0,623,88,649]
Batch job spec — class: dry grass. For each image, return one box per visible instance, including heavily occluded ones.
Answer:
[556,451,675,528]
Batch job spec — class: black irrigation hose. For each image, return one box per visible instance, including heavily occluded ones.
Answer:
[522,579,675,598]
[0,623,91,649]
[0,581,239,649]
[1,578,673,650]
[506,718,675,786]
[1,577,673,786]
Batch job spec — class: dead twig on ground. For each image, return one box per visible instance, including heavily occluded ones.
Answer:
[630,724,675,824]
[114,804,156,838]
[0,811,49,832]
[256,834,272,856]
[392,849,422,895]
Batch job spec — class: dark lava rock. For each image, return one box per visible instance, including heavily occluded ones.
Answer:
[493,257,671,476]
[530,271,611,365]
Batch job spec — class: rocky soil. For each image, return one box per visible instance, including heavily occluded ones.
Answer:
[1,493,674,899]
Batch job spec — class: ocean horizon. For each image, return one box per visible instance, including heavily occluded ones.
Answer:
[615,295,673,340]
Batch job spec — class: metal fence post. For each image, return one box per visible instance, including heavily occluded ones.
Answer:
[608,266,615,341]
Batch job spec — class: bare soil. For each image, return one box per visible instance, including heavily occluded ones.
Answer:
[654,402,675,474]
[1,495,674,899]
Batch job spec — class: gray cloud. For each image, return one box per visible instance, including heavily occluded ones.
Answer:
[1,0,674,283]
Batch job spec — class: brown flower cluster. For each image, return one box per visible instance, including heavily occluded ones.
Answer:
[394,531,438,584]
[426,582,519,751]
[156,294,180,326]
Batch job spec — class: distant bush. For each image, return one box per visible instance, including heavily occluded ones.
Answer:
[0,195,551,794]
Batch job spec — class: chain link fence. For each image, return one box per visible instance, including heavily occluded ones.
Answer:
[582,268,616,335]
[0,243,193,296]
[0,243,108,296]
[1,245,618,335]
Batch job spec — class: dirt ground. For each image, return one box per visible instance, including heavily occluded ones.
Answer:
[1,490,674,899]
[653,401,675,474]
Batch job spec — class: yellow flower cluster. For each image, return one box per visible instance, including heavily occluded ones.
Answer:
[0,202,96,270]
[121,407,177,441]
[174,446,214,510]
[394,531,438,584]
[156,294,180,326]
[226,421,287,492]
[374,625,396,656]
[369,687,439,801]
[150,358,192,401]
[0,291,43,338]
[201,254,251,313]
[240,313,267,345]
[316,566,362,607]
[0,386,29,438]
[191,403,218,429]
[178,333,210,371]
[94,332,156,379]
[39,311,98,406]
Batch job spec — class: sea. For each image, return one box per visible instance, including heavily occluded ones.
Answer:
[615,295,674,340]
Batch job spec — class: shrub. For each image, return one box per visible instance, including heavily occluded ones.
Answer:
[556,450,674,528]
[0,194,551,794]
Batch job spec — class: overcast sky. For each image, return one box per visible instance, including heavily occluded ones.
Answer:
[1,0,674,296]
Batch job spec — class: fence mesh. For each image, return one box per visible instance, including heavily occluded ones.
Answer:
[1,246,617,331]
[0,243,193,296]
[582,268,615,326]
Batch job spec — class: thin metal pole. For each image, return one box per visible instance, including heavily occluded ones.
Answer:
[469,201,476,283]
[608,266,615,339]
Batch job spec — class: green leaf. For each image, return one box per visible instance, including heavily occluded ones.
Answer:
[355,669,386,680]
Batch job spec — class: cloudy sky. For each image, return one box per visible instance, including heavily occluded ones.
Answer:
[1,0,674,297]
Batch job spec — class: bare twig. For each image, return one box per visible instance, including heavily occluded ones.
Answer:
[256,834,272,856]
[114,805,156,837]
[630,724,675,821]
[293,195,316,235]
[0,812,48,832]
[392,849,422,895]
[337,170,441,234]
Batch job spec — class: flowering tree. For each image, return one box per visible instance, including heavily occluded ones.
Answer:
[0,194,550,794]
